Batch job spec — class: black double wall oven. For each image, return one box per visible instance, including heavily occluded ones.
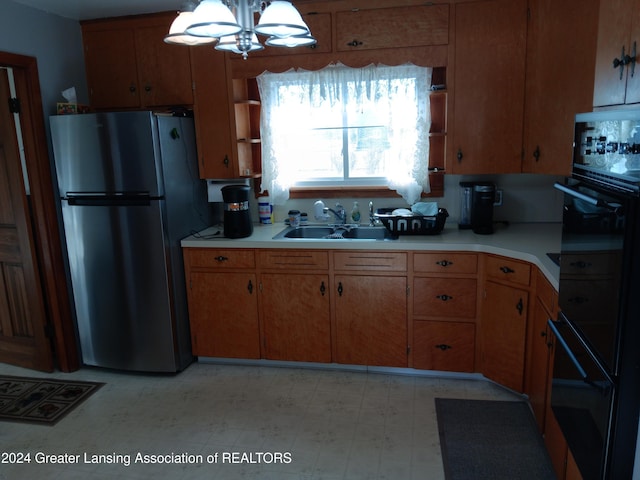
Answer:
[552,110,640,479]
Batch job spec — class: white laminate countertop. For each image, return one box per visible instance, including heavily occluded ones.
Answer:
[181,222,563,289]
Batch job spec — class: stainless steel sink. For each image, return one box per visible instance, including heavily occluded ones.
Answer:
[273,225,398,241]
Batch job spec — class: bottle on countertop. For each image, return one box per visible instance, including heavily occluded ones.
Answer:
[351,201,361,224]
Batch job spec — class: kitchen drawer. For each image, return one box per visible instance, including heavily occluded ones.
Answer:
[258,250,329,270]
[333,251,407,272]
[560,251,621,277]
[485,255,531,286]
[184,248,255,269]
[414,252,478,274]
[413,278,477,319]
[535,269,557,315]
[413,320,475,372]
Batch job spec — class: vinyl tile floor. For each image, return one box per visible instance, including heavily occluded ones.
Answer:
[0,361,523,480]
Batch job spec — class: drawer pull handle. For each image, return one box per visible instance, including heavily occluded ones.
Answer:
[436,260,453,267]
[568,296,589,304]
[247,279,253,294]
[436,294,453,301]
[435,344,452,351]
[346,39,363,47]
[215,256,228,262]
[500,266,515,274]
[569,261,592,269]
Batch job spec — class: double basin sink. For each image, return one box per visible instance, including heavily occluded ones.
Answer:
[273,224,398,241]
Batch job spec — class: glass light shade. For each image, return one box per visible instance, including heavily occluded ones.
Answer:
[186,0,242,38]
[265,34,316,48]
[164,11,217,45]
[255,1,309,38]
[216,33,264,56]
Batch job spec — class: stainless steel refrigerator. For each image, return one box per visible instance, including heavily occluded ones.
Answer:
[50,111,211,372]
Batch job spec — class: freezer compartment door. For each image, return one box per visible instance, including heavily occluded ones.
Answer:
[51,112,163,195]
[62,199,181,372]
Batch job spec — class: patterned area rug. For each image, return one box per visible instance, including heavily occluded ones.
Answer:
[435,398,555,480]
[0,375,103,425]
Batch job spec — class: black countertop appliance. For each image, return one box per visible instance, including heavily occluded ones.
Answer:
[459,181,496,234]
[222,184,253,238]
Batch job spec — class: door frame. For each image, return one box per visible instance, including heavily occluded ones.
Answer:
[1,51,79,372]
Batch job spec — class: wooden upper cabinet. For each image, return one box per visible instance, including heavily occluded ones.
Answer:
[336,4,449,52]
[83,28,140,109]
[593,0,640,107]
[449,0,527,174]
[82,13,193,109]
[522,0,599,176]
[134,24,194,106]
[190,47,238,179]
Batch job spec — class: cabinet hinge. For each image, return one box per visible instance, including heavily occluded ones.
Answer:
[8,97,20,114]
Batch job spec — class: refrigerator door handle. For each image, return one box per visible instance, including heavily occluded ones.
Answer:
[65,192,156,206]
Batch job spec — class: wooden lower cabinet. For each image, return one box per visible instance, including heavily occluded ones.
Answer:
[334,274,408,367]
[481,280,529,392]
[187,271,260,359]
[260,272,331,362]
[413,321,475,372]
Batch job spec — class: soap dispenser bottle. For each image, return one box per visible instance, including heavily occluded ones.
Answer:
[351,201,361,224]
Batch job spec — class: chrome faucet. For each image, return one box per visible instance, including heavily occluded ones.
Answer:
[369,201,380,226]
[323,203,346,224]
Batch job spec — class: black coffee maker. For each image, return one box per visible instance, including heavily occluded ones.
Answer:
[459,181,496,234]
[222,185,253,238]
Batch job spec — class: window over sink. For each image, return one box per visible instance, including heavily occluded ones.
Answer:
[256,63,433,205]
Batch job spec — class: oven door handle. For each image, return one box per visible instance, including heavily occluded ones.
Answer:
[547,319,613,396]
[553,182,620,212]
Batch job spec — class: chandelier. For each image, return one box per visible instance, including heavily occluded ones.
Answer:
[164,0,316,59]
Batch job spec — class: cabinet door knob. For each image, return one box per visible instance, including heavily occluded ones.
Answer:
[320,281,326,296]
[436,260,453,267]
[436,294,453,301]
[337,282,343,296]
[457,148,463,162]
[144,84,152,92]
[223,155,230,168]
[435,344,452,351]
[516,298,524,315]
[533,145,540,161]
[247,279,253,294]
[129,84,136,93]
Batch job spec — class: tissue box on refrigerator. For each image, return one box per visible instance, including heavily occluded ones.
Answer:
[56,103,90,115]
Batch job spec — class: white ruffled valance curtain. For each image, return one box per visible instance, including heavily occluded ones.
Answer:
[257,63,432,205]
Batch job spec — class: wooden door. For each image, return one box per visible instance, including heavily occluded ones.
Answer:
[260,273,331,362]
[188,271,260,359]
[522,0,599,175]
[190,47,238,179]
[449,0,527,174]
[527,298,552,432]
[0,69,53,371]
[481,280,528,392]
[135,24,194,107]
[592,0,639,107]
[83,28,141,109]
[334,275,407,367]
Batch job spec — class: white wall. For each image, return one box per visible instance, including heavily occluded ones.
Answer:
[0,0,88,125]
